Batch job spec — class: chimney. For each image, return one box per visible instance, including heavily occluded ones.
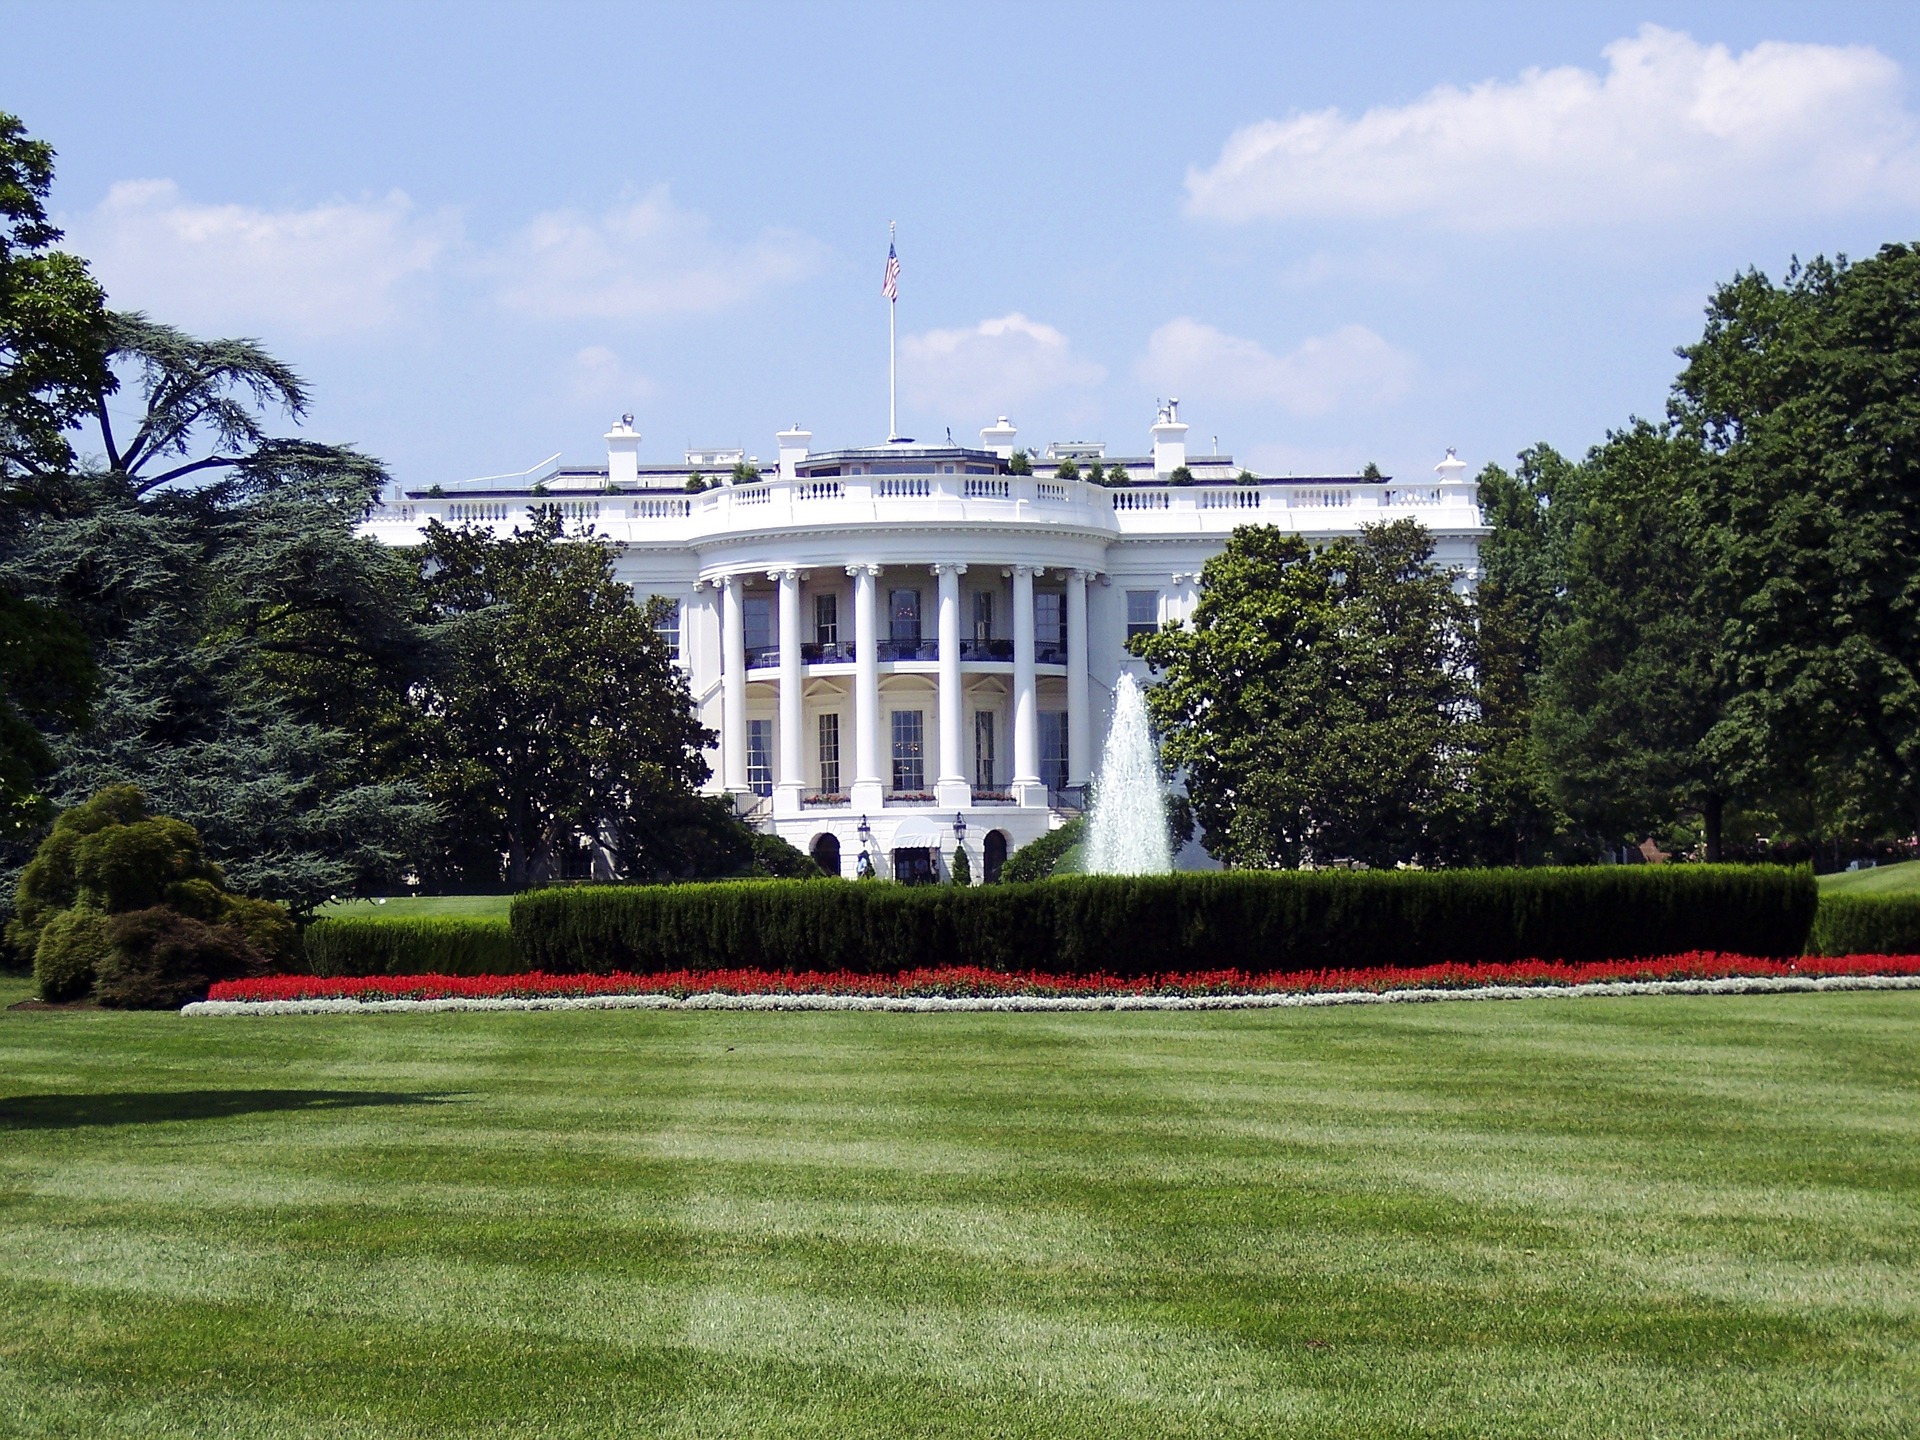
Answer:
[980,415,1018,460]
[1433,448,1468,483]
[605,414,640,488]
[1150,399,1188,476]
[776,424,812,480]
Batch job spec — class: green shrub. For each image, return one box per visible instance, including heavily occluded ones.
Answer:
[8,787,298,1003]
[95,907,266,1009]
[950,845,971,886]
[33,907,113,1002]
[1810,894,1920,955]
[302,916,522,977]
[510,865,1815,978]
[745,832,823,879]
[999,819,1084,884]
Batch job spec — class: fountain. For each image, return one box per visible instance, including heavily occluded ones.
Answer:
[1083,673,1173,875]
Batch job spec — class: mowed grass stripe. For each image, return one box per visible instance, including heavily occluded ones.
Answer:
[1,981,1916,1437]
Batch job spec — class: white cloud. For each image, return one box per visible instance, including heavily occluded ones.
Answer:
[493,187,818,319]
[899,313,1106,419]
[1186,25,1920,229]
[565,345,655,408]
[1138,319,1414,417]
[71,180,454,335]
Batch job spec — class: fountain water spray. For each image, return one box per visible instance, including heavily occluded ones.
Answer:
[1083,673,1173,875]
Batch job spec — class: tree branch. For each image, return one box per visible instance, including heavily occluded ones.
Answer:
[135,453,243,494]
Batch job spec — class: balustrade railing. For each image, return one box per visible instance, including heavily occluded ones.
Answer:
[965,477,1010,499]
[876,639,939,662]
[745,645,780,669]
[801,641,856,664]
[878,477,931,498]
[958,638,1014,661]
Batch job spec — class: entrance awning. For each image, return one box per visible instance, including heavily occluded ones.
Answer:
[883,818,952,850]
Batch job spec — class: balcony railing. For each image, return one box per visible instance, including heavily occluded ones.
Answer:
[801,640,856,664]
[958,638,1014,661]
[801,789,849,807]
[876,639,938,662]
[1035,642,1068,665]
[745,645,780,669]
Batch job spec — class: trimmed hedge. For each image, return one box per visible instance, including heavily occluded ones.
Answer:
[510,865,1816,978]
[1810,894,1920,957]
[302,916,521,977]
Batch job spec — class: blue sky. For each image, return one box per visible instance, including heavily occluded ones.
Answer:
[4,1,1918,486]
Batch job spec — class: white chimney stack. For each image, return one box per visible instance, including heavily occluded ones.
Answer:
[606,414,640,488]
[980,416,1018,460]
[1150,399,1188,476]
[1434,448,1468,483]
[777,424,812,480]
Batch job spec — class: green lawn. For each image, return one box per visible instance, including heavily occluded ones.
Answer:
[2,976,1915,1438]
[315,893,515,921]
[1817,859,1920,897]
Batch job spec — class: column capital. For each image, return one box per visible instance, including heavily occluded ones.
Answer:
[716,573,740,593]
[767,567,801,583]
[929,562,969,576]
[1006,563,1041,578]
[845,563,883,579]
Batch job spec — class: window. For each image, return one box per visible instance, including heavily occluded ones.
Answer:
[1039,711,1068,792]
[891,709,925,792]
[972,590,994,642]
[744,594,773,656]
[814,592,838,646]
[889,588,921,645]
[974,710,997,789]
[653,598,681,660]
[818,713,841,794]
[747,718,773,797]
[1035,592,1065,647]
[1126,589,1161,639]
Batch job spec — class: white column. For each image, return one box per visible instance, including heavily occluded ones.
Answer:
[1011,563,1042,804]
[849,564,884,811]
[774,568,803,814]
[1066,569,1090,789]
[720,574,747,794]
[934,562,969,808]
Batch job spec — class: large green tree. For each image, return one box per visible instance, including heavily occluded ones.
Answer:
[1,313,435,909]
[0,112,103,876]
[414,512,723,886]
[1673,244,1920,840]
[1457,445,1583,863]
[1531,422,1734,858]
[0,111,108,493]
[1133,520,1478,868]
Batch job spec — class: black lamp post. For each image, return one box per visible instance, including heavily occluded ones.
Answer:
[857,814,872,845]
[952,813,967,844]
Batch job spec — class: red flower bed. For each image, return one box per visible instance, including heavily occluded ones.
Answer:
[208,952,1920,1004]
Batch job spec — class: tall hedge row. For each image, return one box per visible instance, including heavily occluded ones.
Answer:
[509,866,1816,977]
[302,917,521,977]
[1809,894,1920,957]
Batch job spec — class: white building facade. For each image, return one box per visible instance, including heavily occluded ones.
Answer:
[363,409,1486,882]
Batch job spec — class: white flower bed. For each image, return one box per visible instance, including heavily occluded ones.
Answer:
[182,972,1920,1018]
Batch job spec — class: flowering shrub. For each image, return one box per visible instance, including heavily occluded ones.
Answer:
[209,952,1920,1004]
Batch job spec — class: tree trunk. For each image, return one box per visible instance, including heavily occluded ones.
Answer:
[1703,791,1724,864]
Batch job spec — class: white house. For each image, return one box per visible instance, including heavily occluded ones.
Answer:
[361,406,1486,881]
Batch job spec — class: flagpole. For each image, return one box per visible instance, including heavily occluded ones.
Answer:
[887,220,897,440]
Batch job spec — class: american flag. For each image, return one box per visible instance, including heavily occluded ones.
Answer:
[881,241,899,302]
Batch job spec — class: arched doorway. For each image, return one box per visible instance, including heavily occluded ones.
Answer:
[809,832,841,877]
[984,830,1009,884]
